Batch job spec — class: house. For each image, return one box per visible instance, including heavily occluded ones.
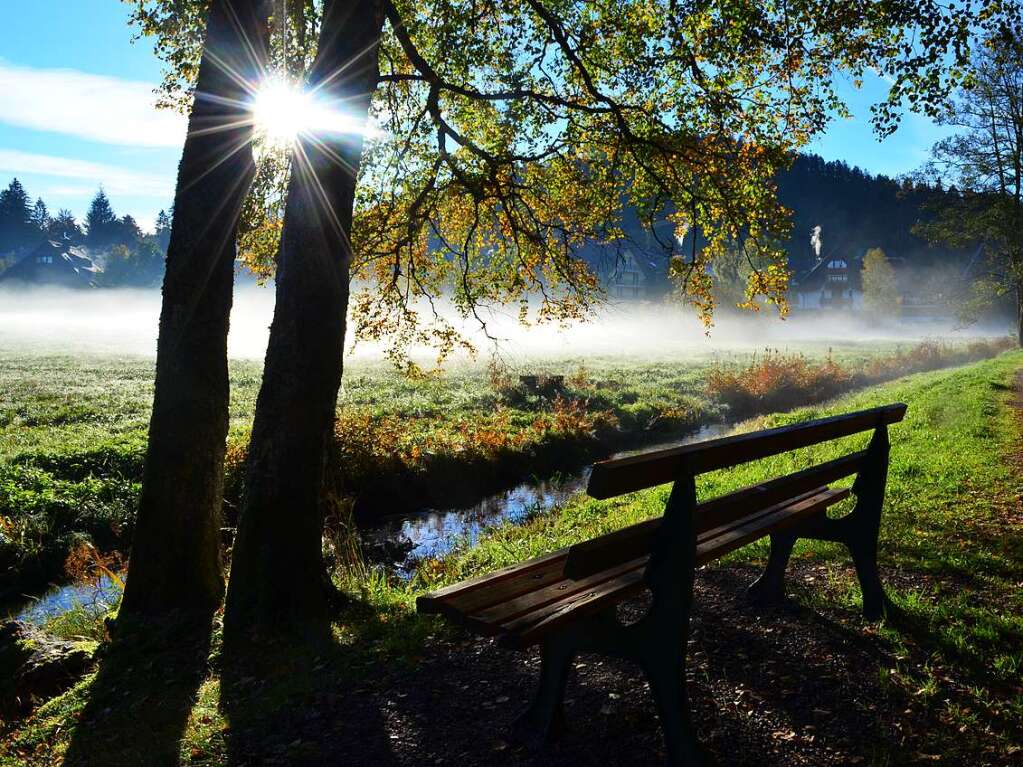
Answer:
[581,247,664,301]
[605,250,650,300]
[791,249,863,311]
[0,239,102,288]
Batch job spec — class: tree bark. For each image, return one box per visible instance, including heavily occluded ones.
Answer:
[224,0,385,644]
[119,0,271,620]
[1017,279,1023,348]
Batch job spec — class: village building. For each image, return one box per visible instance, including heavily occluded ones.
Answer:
[791,249,863,311]
[0,239,102,288]
[604,250,651,300]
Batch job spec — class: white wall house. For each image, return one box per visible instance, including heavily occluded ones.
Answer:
[792,253,863,311]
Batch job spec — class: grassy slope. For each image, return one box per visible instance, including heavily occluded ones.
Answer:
[2,352,1022,765]
[403,351,1023,759]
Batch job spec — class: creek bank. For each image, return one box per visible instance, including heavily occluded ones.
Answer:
[360,424,726,573]
[0,621,95,717]
[346,410,715,522]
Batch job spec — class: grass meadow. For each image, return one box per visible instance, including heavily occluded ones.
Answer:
[0,338,1014,605]
[1,347,1021,764]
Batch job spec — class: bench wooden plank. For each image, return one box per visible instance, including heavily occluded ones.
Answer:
[502,488,849,648]
[587,403,905,499]
[564,451,865,579]
[465,487,844,632]
[416,547,569,617]
[500,567,648,648]
[466,556,649,632]
[696,487,850,565]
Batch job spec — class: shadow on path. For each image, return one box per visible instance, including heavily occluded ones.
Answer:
[218,607,403,767]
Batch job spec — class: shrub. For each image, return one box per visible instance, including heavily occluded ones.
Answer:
[0,463,137,599]
[705,351,852,418]
[707,338,1014,418]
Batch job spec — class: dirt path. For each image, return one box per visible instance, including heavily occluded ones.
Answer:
[229,562,938,767]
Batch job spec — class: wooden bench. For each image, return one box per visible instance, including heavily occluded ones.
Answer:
[418,403,907,765]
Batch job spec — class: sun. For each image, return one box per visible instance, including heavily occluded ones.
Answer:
[251,79,382,147]
[252,79,315,146]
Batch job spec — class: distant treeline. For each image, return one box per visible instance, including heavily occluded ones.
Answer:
[0,153,970,290]
[777,154,963,274]
[0,179,170,287]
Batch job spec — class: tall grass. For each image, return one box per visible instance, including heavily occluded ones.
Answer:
[706,338,1015,418]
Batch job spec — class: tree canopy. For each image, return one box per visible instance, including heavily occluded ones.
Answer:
[125,0,1020,365]
[915,28,1023,341]
[0,178,34,251]
[861,246,900,318]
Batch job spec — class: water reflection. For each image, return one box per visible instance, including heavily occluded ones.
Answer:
[8,576,120,626]
[362,424,726,575]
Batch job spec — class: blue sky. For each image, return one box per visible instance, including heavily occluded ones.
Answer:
[0,2,954,232]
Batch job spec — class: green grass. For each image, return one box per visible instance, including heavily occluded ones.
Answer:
[2,352,1022,765]
[404,351,1023,761]
[0,340,930,602]
[0,338,1014,607]
[0,340,963,462]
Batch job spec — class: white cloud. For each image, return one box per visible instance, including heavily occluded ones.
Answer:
[0,149,173,197]
[0,62,187,147]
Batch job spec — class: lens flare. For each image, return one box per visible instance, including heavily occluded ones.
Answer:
[252,79,382,146]
[253,80,314,145]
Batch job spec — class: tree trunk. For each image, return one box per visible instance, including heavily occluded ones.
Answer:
[224,0,385,644]
[119,0,270,620]
[1017,279,1023,348]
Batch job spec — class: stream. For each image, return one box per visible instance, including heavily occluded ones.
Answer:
[361,422,727,576]
[6,575,120,627]
[7,423,729,623]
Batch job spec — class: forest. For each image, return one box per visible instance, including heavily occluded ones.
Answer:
[0,154,975,293]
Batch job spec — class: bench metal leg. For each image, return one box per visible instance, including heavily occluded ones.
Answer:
[747,532,796,604]
[847,531,887,620]
[515,632,575,742]
[845,425,890,620]
[642,652,705,766]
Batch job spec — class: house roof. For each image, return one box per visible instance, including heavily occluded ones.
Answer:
[792,246,863,293]
[0,239,102,287]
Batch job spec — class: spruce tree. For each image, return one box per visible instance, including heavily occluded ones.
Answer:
[0,178,33,250]
[49,209,82,242]
[31,198,50,233]
[85,189,117,249]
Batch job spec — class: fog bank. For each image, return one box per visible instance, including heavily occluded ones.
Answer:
[0,284,1011,362]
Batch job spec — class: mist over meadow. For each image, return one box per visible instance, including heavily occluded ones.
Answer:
[0,282,1009,364]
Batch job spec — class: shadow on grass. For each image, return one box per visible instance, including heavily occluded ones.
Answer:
[217,596,425,766]
[62,615,213,767]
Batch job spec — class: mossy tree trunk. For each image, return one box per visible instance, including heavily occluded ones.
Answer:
[223,0,385,645]
[120,0,271,620]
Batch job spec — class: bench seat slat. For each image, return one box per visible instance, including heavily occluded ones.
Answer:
[466,556,649,632]
[494,488,849,648]
[696,487,850,565]
[470,488,841,632]
[501,568,648,648]
[417,550,571,620]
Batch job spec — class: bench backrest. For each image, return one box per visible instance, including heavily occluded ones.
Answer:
[565,403,907,580]
[587,403,907,499]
